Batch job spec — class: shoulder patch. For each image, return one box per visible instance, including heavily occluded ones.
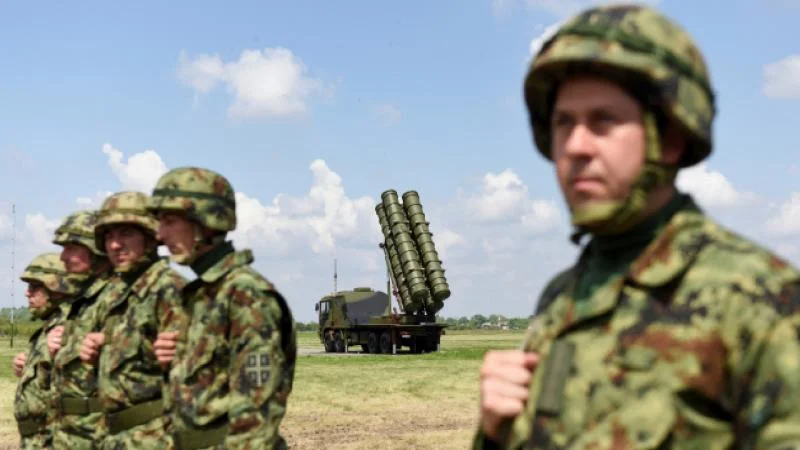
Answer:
[244,350,271,389]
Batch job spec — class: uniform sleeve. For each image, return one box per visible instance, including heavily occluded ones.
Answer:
[732,281,800,447]
[472,429,504,450]
[155,274,188,335]
[223,283,294,449]
[154,273,188,409]
[37,322,58,438]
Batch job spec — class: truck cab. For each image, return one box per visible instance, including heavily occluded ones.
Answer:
[316,298,331,330]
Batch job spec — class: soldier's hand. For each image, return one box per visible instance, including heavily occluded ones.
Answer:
[479,350,539,441]
[47,326,65,357]
[79,332,105,363]
[154,331,179,369]
[12,352,27,377]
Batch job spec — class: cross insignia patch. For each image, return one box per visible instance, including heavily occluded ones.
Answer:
[245,351,271,387]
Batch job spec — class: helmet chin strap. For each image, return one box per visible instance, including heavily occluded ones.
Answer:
[568,111,678,243]
[113,238,159,273]
[30,291,57,320]
[170,223,225,266]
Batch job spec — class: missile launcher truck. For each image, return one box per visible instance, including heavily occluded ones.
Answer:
[315,189,451,354]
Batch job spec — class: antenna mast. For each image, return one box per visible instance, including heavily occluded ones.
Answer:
[9,203,15,348]
[333,258,338,295]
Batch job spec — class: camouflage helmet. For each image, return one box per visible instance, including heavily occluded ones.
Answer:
[53,209,105,256]
[148,167,237,232]
[523,3,716,168]
[20,252,84,297]
[95,191,159,250]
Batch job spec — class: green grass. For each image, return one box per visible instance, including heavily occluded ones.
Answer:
[0,330,527,449]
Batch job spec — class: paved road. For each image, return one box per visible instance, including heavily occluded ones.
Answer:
[297,346,419,357]
[298,346,367,356]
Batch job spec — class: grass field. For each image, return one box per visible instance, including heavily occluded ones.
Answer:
[0,329,525,449]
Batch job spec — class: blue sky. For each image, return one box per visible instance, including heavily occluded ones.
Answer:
[0,0,799,322]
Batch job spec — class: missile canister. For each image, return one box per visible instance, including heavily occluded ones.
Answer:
[375,202,416,311]
[402,191,450,310]
[381,190,431,307]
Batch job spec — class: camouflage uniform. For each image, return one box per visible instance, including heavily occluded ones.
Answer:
[15,253,86,449]
[474,5,800,449]
[92,192,188,449]
[148,167,297,450]
[50,210,112,449]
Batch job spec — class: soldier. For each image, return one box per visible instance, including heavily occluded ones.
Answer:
[14,253,85,449]
[147,167,297,449]
[78,191,187,449]
[48,209,113,448]
[475,4,800,449]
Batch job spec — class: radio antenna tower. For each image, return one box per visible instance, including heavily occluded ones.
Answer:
[9,203,16,348]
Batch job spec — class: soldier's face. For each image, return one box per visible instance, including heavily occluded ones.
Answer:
[156,213,195,257]
[60,243,92,273]
[104,225,147,268]
[25,282,48,309]
[550,76,646,211]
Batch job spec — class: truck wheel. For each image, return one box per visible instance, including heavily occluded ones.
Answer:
[323,333,334,353]
[411,337,424,354]
[367,332,379,354]
[379,331,391,354]
[334,334,346,353]
[427,336,439,352]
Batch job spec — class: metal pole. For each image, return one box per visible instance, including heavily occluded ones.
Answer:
[10,203,15,348]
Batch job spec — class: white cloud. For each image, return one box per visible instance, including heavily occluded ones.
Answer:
[76,191,113,209]
[467,169,530,222]
[765,192,800,235]
[521,199,561,233]
[529,22,563,56]
[463,169,562,233]
[433,228,466,256]
[102,143,169,193]
[231,159,381,255]
[25,213,61,248]
[176,47,327,119]
[762,54,800,99]
[176,52,225,94]
[370,103,402,126]
[676,163,759,208]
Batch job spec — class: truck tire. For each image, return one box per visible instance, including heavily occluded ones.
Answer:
[411,337,424,353]
[334,332,346,353]
[379,331,391,354]
[367,332,379,354]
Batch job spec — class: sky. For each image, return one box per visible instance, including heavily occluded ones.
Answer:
[0,0,798,323]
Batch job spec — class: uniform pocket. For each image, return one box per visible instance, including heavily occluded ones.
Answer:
[103,328,142,374]
[185,334,225,382]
